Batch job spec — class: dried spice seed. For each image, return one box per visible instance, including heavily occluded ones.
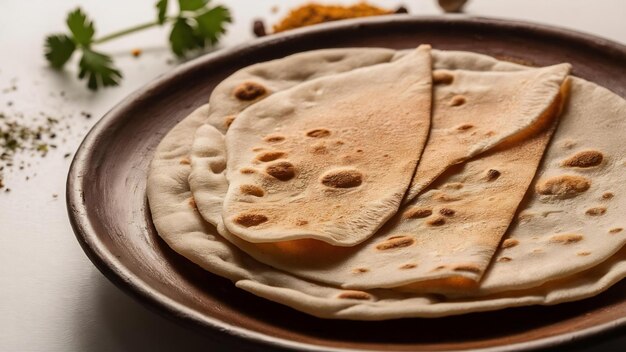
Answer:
[253,20,266,37]
[1,109,69,190]
[395,6,408,14]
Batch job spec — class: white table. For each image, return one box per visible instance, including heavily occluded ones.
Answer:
[1,1,624,350]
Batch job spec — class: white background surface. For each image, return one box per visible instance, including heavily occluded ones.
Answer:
[0,1,624,351]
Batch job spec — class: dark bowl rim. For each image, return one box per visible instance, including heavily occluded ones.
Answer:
[66,15,626,352]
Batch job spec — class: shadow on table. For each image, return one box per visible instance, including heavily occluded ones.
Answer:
[75,272,236,352]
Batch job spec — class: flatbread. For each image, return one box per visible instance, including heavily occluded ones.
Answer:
[237,245,626,320]
[196,98,562,290]
[192,49,568,246]
[209,58,626,295]
[195,54,569,290]
[221,45,433,246]
[196,48,568,249]
[402,63,570,203]
[467,76,626,295]
[148,103,626,320]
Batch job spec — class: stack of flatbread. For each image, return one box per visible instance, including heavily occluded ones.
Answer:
[147,46,626,320]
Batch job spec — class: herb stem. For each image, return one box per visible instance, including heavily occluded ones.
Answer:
[92,20,164,44]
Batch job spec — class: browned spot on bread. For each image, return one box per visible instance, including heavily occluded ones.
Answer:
[485,131,496,137]
[252,147,264,152]
[609,228,623,234]
[549,234,584,245]
[240,167,256,174]
[264,134,285,143]
[454,265,481,274]
[375,236,415,250]
[498,257,512,262]
[533,248,544,254]
[352,268,369,274]
[450,95,466,107]
[486,169,501,181]
[433,71,454,84]
[321,169,363,188]
[439,208,455,217]
[233,81,267,100]
[536,175,591,198]
[577,251,591,256]
[403,207,432,219]
[240,184,264,197]
[602,192,614,200]
[586,207,607,216]
[224,115,236,128]
[234,213,268,227]
[400,263,417,270]
[256,151,286,162]
[562,150,604,168]
[306,128,331,138]
[457,124,474,131]
[340,154,356,163]
[188,197,197,209]
[295,219,308,226]
[432,265,446,272]
[338,291,372,300]
[502,239,519,249]
[426,217,446,226]
[433,192,462,202]
[179,157,191,165]
[265,161,296,181]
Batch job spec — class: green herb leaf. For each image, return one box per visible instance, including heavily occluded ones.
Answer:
[44,1,231,91]
[156,0,169,24]
[178,0,208,12]
[169,18,204,57]
[66,8,95,46]
[195,5,231,44]
[78,48,123,90]
[44,34,76,68]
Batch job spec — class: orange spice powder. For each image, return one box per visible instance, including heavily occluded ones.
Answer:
[273,2,392,33]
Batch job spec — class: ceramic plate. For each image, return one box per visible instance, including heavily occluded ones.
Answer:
[67,16,626,351]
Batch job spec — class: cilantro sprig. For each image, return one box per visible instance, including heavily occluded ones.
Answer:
[44,0,231,90]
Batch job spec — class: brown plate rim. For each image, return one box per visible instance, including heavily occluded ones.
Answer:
[67,15,626,352]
